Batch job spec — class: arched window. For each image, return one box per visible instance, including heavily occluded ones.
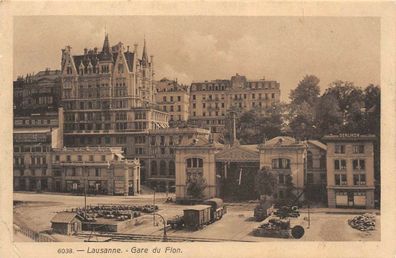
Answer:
[159,160,167,175]
[186,158,203,168]
[151,160,157,175]
[169,161,175,176]
[307,151,313,169]
[272,158,291,169]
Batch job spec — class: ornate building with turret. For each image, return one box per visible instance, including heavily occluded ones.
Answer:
[60,34,168,148]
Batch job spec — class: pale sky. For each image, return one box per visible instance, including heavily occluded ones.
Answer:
[14,16,380,102]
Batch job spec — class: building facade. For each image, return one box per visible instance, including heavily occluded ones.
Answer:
[188,74,281,135]
[155,78,190,127]
[51,147,140,195]
[143,128,210,191]
[175,136,223,200]
[13,69,61,115]
[258,137,307,199]
[323,134,376,209]
[13,107,64,192]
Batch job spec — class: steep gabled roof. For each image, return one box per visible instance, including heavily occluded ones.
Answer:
[124,51,135,72]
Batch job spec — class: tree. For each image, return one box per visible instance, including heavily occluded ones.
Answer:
[288,75,321,139]
[314,94,343,135]
[289,75,321,107]
[186,176,207,199]
[222,102,287,145]
[288,101,317,140]
[323,81,364,112]
[364,84,380,136]
[254,167,277,198]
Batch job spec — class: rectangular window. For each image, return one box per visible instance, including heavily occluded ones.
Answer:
[78,155,82,161]
[307,173,314,184]
[335,145,345,154]
[192,95,196,100]
[335,174,347,185]
[353,145,365,154]
[101,155,106,161]
[95,168,100,177]
[353,159,365,170]
[177,96,181,101]
[278,174,285,184]
[66,155,71,162]
[353,174,366,185]
[334,159,347,170]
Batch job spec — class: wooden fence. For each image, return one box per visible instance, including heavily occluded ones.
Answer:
[14,224,57,242]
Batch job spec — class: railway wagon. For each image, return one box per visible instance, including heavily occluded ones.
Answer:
[203,198,226,221]
[183,205,212,231]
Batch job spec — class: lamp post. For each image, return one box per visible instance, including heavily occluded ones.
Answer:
[154,213,167,242]
[153,186,157,226]
[84,166,87,220]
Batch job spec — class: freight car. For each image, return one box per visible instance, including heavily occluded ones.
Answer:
[202,198,227,221]
[183,205,212,231]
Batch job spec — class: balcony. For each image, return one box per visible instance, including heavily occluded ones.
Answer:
[29,164,48,169]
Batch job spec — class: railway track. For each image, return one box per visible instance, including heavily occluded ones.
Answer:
[78,232,254,242]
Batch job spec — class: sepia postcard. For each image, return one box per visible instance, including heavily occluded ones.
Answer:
[0,1,395,258]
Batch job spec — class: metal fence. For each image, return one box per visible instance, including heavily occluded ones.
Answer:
[14,224,57,242]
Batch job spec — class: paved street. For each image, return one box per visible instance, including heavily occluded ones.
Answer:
[14,192,380,242]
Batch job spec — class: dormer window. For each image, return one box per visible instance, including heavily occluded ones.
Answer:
[101,65,109,73]
[118,63,124,73]
[79,64,84,75]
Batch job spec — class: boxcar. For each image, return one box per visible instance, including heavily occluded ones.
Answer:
[183,205,212,231]
[203,198,226,222]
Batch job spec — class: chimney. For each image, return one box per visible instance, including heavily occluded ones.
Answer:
[134,43,138,54]
[94,47,98,54]
[84,48,88,55]
[127,45,130,52]
[150,55,154,64]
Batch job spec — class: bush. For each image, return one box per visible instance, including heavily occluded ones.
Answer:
[186,177,207,199]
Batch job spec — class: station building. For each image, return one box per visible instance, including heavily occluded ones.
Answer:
[174,135,327,203]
